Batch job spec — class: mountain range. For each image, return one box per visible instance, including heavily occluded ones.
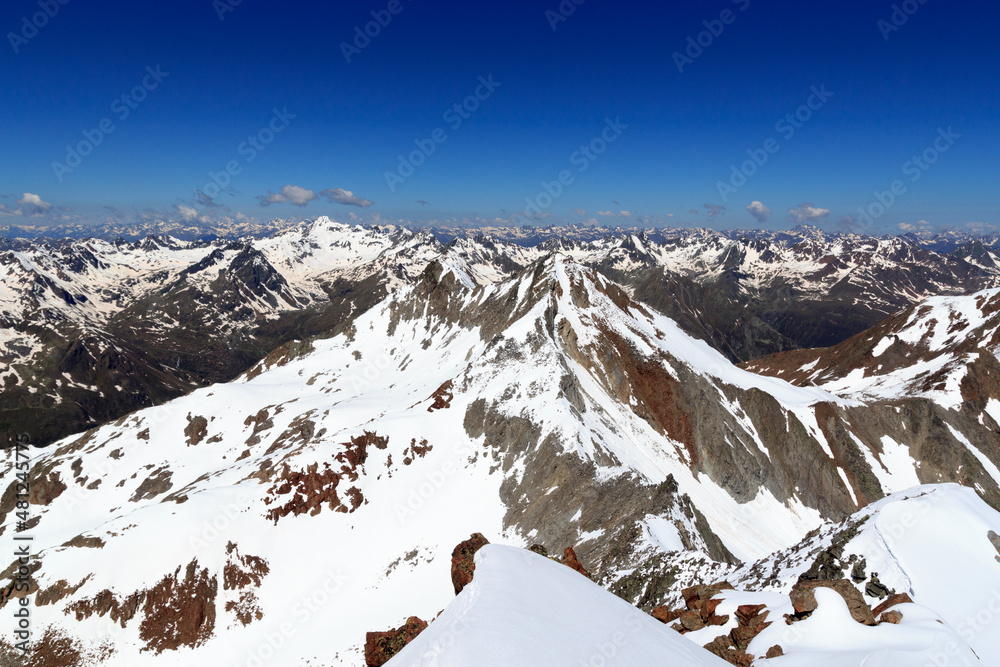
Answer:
[1,219,999,665]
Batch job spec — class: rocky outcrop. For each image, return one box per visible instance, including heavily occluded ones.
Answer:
[701,601,771,666]
[872,592,913,617]
[560,546,590,578]
[451,533,490,595]
[365,616,428,667]
[789,579,876,625]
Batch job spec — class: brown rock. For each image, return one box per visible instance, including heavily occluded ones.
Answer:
[708,613,730,626]
[880,610,904,625]
[365,616,428,666]
[451,533,489,595]
[679,610,707,632]
[528,544,548,556]
[765,644,785,658]
[701,597,724,621]
[682,583,728,609]
[651,606,683,624]
[735,604,767,626]
[703,634,736,655]
[790,579,876,625]
[561,546,591,578]
[731,620,771,650]
[871,592,914,617]
[682,585,703,607]
[704,635,750,665]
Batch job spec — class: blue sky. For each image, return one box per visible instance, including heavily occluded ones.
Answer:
[1,0,998,233]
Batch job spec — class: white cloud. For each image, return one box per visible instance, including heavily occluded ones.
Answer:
[175,205,211,224]
[258,185,318,207]
[787,203,830,223]
[746,201,771,224]
[17,192,52,216]
[596,211,614,217]
[898,220,932,233]
[320,188,373,208]
[573,208,587,216]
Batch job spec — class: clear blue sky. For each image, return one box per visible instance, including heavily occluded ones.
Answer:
[1,0,998,233]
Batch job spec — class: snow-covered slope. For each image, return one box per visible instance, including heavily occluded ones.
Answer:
[686,484,1000,665]
[390,545,730,666]
[3,255,1000,665]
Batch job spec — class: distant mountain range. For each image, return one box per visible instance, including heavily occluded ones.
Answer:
[2,218,998,447]
[2,240,998,664]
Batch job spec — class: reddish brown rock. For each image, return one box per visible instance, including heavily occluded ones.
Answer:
[765,644,785,658]
[683,583,732,608]
[880,610,904,625]
[451,533,489,595]
[560,546,591,578]
[704,635,749,665]
[701,597,724,621]
[651,606,683,624]
[731,619,771,651]
[790,579,876,626]
[678,610,707,632]
[365,616,428,666]
[872,592,914,617]
[735,604,767,626]
[708,613,730,626]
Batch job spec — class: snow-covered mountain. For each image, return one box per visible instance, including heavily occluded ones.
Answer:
[4,219,999,448]
[2,254,999,665]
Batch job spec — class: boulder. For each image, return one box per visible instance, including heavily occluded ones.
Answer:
[880,610,903,625]
[678,610,707,632]
[790,579,876,625]
[651,606,683,624]
[560,546,591,578]
[704,635,752,666]
[450,533,489,595]
[731,620,771,651]
[364,616,428,666]
[735,604,767,626]
[765,644,784,658]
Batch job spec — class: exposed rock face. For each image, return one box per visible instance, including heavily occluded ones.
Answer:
[139,561,218,654]
[28,471,67,506]
[451,533,490,595]
[790,579,876,625]
[365,616,428,667]
[560,546,591,578]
